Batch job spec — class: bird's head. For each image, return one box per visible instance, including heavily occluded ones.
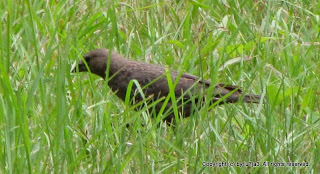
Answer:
[72,48,109,78]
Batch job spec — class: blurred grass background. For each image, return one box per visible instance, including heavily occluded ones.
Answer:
[1,0,319,173]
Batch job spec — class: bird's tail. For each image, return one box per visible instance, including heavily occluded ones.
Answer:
[243,94,261,103]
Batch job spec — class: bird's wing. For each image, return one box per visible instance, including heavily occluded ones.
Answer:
[181,73,243,94]
[214,83,242,95]
[180,73,211,86]
[179,73,244,103]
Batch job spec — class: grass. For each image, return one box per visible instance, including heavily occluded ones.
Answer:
[1,0,319,173]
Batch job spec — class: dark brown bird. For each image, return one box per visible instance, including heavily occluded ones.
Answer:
[72,48,260,123]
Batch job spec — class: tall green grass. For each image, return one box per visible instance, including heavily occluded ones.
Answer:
[1,0,319,173]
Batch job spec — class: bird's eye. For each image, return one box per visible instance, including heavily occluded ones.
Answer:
[84,55,90,62]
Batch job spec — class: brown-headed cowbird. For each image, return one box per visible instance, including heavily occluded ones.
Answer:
[72,48,260,123]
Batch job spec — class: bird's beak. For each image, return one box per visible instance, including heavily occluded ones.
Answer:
[71,60,88,73]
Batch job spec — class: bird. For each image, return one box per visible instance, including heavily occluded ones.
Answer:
[72,48,260,123]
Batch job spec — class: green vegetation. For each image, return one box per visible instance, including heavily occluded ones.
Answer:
[1,0,319,173]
